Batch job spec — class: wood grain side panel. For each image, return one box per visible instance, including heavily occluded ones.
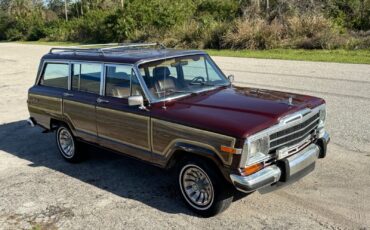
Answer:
[151,119,236,165]
[28,94,62,128]
[63,100,96,135]
[96,107,150,151]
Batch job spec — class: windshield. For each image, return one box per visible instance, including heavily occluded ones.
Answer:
[138,54,229,100]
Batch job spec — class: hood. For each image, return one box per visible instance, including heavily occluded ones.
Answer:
[151,86,324,139]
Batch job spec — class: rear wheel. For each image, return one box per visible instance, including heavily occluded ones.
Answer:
[178,158,234,217]
[56,125,84,163]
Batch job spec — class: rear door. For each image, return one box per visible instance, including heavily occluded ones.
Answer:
[96,64,151,161]
[62,62,102,143]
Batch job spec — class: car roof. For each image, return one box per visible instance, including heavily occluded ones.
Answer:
[42,48,207,65]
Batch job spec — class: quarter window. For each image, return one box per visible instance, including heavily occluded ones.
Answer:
[72,63,101,94]
[40,63,69,89]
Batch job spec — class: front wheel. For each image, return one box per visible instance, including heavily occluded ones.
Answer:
[56,125,84,163]
[178,158,234,217]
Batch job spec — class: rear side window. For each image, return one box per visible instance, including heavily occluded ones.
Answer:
[40,63,69,89]
[72,63,101,94]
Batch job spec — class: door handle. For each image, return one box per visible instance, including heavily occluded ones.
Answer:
[97,98,109,104]
[63,92,74,97]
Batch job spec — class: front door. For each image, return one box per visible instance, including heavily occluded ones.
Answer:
[63,62,102,143]
[96,64,151,161]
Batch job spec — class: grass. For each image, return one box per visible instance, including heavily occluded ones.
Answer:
[207,49,370,64]
[12,41,370,64]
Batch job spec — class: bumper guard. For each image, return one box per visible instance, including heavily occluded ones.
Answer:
[230,135,328,193]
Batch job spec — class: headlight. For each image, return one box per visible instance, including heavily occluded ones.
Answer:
[319,105,326,127]
[245,136,270,165]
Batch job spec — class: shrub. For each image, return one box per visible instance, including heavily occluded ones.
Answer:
[203,21,229,49]
[195,0,239,21]
[287,15,332,39]
[287,14,347,49]
[26,13,48,41]
[222,19,285,49]
[0,11,11,40]
[163,20,204,48]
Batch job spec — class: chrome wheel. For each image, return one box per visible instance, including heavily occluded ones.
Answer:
[180,164,214,210]
[57,127,75,158]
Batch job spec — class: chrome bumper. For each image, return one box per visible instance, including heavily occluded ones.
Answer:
[230,135,328,193]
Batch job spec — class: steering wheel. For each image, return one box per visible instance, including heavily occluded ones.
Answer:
[190,76,206,85]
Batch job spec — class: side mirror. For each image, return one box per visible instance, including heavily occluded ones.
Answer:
[228,74,234,83]
[128,95,144,107]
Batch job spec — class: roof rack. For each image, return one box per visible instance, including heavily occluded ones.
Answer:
[49,42,166,54]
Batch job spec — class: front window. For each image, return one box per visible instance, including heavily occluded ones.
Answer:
[138,55,229,100]
[105,65,143,98]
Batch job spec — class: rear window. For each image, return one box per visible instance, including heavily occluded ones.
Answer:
[72,63,102,94]
[40,63,69,89]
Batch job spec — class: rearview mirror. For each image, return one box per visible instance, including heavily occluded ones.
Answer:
[128,95,144,107]
[228,74,234,83]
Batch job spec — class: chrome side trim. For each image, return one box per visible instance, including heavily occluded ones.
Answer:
[100,63,105,96]
[68,62,72,90]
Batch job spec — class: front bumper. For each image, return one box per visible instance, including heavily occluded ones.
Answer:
[230,132,329,193]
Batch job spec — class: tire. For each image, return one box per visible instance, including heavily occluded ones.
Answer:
[178,158,234,217]
[56,125,84,163]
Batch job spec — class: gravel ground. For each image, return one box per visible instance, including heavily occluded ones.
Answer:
[0,43,369,230]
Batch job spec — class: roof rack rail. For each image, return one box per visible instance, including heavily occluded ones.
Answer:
[49,42,166,54]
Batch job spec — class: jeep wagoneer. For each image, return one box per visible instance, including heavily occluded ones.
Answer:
[27,43,330,216]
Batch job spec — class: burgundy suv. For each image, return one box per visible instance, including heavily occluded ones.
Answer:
[27,43,330,216]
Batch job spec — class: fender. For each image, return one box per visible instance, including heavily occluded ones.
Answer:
[164,142,233,183]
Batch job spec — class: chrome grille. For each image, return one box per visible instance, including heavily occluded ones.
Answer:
[269,112,320,151]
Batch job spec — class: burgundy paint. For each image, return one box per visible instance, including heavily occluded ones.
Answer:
[150,86,324,139]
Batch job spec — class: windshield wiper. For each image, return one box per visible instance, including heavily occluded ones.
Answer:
[189,81,216,86]
[166,89,198,96]
[201,82,217,86]
[167,89,191,94]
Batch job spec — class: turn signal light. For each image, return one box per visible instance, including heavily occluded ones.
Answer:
[242,163,264,176]
[220,145,241,154]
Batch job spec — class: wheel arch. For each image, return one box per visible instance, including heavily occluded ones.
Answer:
[50,118,75,134]
[165,142,232,183]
